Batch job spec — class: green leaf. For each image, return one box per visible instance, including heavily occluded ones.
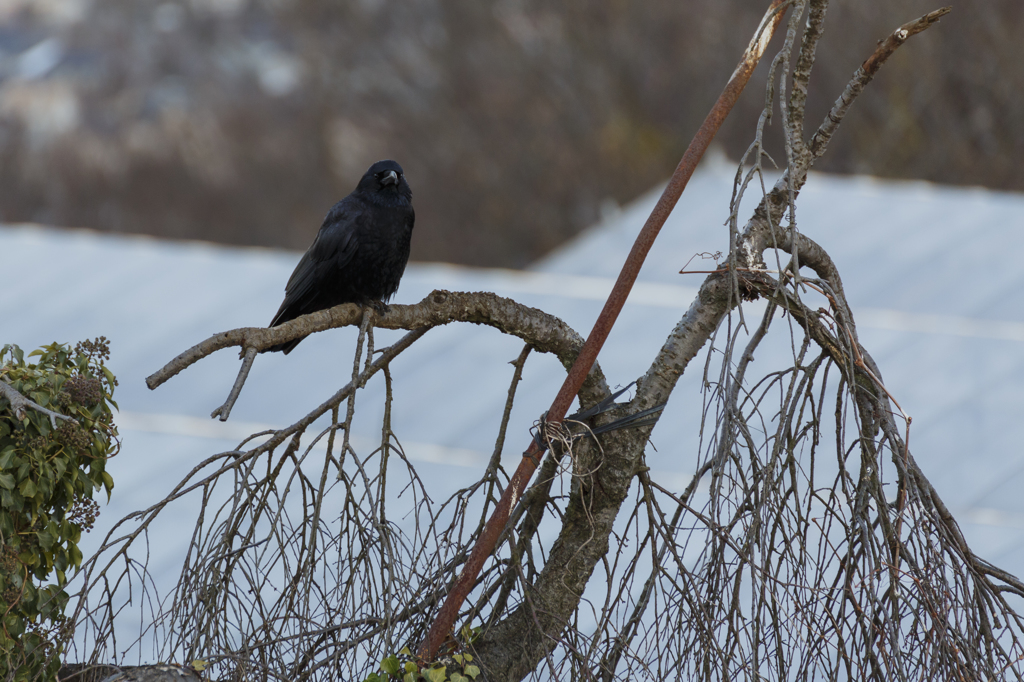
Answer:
[2,488,22,511]
[0,472,15,490]
[464,665,480,679]
[452,654,463,666]
[36,528,55,550]
[381,655,401,676]
[18,478,36,497]
[404,662,418,673]
[402,674,416,682]
[70,543,83,570]
[451,675,466,682]
[4,612,25,636]
[54,548,69,573]
[399,646,412,656]
[423,667,446,682]
[459,624,481,644]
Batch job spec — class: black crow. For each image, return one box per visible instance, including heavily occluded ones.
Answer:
[266,160,414,354]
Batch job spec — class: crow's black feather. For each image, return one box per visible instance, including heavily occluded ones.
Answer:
[266,159,414,354]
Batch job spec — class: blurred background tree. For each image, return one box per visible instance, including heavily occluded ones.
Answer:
[0,0,1018,267]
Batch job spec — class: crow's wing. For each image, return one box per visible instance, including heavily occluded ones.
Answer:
[270,200,363,326]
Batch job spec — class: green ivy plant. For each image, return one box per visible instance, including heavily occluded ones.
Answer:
[365,648,481,682]
[364,627,482,682]
[0,340,118,681]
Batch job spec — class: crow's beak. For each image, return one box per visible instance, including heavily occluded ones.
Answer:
[381,170,399,186]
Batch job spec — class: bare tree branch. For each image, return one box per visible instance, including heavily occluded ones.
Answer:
[470,6,962,680]
[0,377,75,428]
[69,7,1024,682]
[146,290,602,393]
[809,7,952,158]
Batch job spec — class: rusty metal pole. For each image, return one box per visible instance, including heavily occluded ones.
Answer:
[420,0,789,660]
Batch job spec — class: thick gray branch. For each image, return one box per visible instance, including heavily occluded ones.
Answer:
[149,290,595,386]
[147,289,610,414]
[0,378,75,429]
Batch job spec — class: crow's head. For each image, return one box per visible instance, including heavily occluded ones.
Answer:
[359,159,412,205]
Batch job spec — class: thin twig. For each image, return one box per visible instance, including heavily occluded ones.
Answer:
[210,346,258,421]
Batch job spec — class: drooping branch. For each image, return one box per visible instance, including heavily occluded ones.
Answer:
[71,325,432,610]
[475,7,954,679]
[736,265,1024,605]
[705,206,1024,664]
